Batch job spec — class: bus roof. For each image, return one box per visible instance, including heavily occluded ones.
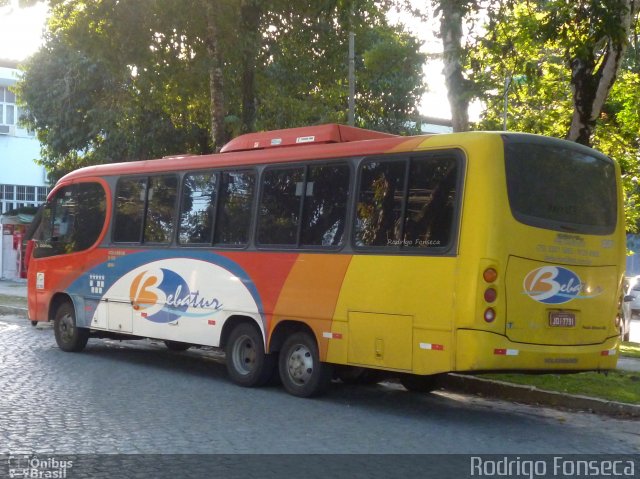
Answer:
[58,124,440,183]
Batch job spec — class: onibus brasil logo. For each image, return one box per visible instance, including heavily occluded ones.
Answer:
[523,266,591,305]
[130,268,223,322]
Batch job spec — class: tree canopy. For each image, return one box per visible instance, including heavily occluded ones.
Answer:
[16,0,425,180]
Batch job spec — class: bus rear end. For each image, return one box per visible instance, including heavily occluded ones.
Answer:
[456,134,624,372]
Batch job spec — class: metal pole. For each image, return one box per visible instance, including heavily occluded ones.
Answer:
[348,31,355,126]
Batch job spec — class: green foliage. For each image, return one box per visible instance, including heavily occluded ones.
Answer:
[469,0,640,230]
[16,0,425,180]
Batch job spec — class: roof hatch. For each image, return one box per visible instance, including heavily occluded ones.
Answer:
[219,123,397,153]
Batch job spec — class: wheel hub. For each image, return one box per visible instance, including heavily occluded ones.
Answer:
[287,345,313,385]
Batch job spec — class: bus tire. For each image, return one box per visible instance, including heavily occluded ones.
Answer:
[164,340,191,351]
[53,302,89,352]
[400,373,440,393]
[225,322,275,387]
[279,331,332,398]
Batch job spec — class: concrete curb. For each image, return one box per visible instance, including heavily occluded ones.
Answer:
[441,373,640,419]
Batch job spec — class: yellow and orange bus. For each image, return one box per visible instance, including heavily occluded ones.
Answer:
[27,124,625,397]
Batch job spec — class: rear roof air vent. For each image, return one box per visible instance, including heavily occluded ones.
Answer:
[220,123,397,153]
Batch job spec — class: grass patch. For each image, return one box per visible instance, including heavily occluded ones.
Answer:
[480,370,640,405]
[620,342,640,359]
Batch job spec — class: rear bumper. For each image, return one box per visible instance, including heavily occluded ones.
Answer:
[456,329,619,372]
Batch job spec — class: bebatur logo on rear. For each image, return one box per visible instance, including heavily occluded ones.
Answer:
[523,266,582,304]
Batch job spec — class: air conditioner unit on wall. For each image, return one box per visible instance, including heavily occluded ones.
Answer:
[0,125,15,135]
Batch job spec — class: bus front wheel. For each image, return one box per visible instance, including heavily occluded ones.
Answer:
[225,323,275,387]
[279,331,332,398]
[53,302,89,352]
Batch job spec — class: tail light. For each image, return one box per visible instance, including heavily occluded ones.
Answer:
[484,308,496,323]
[482,267,498,322]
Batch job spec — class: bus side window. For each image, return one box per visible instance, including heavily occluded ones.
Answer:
[355,160,406,247]
[301,164,350,246]
[258,167,305,246]
[33,183,106,258]
[403,157,458,248]
[179,172,217,245]
[113,177,146,243]
[355,154,459,251]
[214,171,255,246]
[144,175,178,244]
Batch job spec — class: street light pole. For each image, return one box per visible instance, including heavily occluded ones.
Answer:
[348,31,355,126]
[503,76,511,131]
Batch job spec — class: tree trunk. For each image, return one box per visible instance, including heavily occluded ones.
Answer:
[567,0,636,146]
[239,0,262,134]
[203,0,227,150]
[439,1,470,132]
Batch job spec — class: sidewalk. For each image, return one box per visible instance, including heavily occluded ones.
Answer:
[0,278,27,316]
[0,278,638,416]
[0,278,26,297]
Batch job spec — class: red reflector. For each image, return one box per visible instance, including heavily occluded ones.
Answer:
[483,268,498,283]
[208,320,216,326]
[494,349,506,355]
[484,288,497,303]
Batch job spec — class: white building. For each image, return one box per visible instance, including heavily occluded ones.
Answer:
[0,59,48,211]
[0,59,49,279]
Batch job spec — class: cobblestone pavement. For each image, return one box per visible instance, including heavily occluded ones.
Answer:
[0,314,638,460]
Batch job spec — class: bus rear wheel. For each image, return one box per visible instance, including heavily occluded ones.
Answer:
[53,302,89,352]
[279,331,332,398]
[225,322,275,387]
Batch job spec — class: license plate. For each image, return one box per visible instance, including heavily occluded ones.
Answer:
[549,312,576,327]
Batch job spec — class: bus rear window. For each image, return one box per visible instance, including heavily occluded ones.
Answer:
[504,137,617,235]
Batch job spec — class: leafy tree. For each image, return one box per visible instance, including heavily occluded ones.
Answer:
[16,0,425,180]
[429,0,482,132]
[469,0,640,229]
[257,1,425,134]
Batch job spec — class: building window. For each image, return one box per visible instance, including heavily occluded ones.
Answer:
[25,186,36,202]
[16,185,26,201]
[37,187,48,202]
[0,87,16,126]
[0,184,48,214]
[3,185,14,200]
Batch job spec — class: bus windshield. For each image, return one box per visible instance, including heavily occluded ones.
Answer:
[504,136,617,235]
